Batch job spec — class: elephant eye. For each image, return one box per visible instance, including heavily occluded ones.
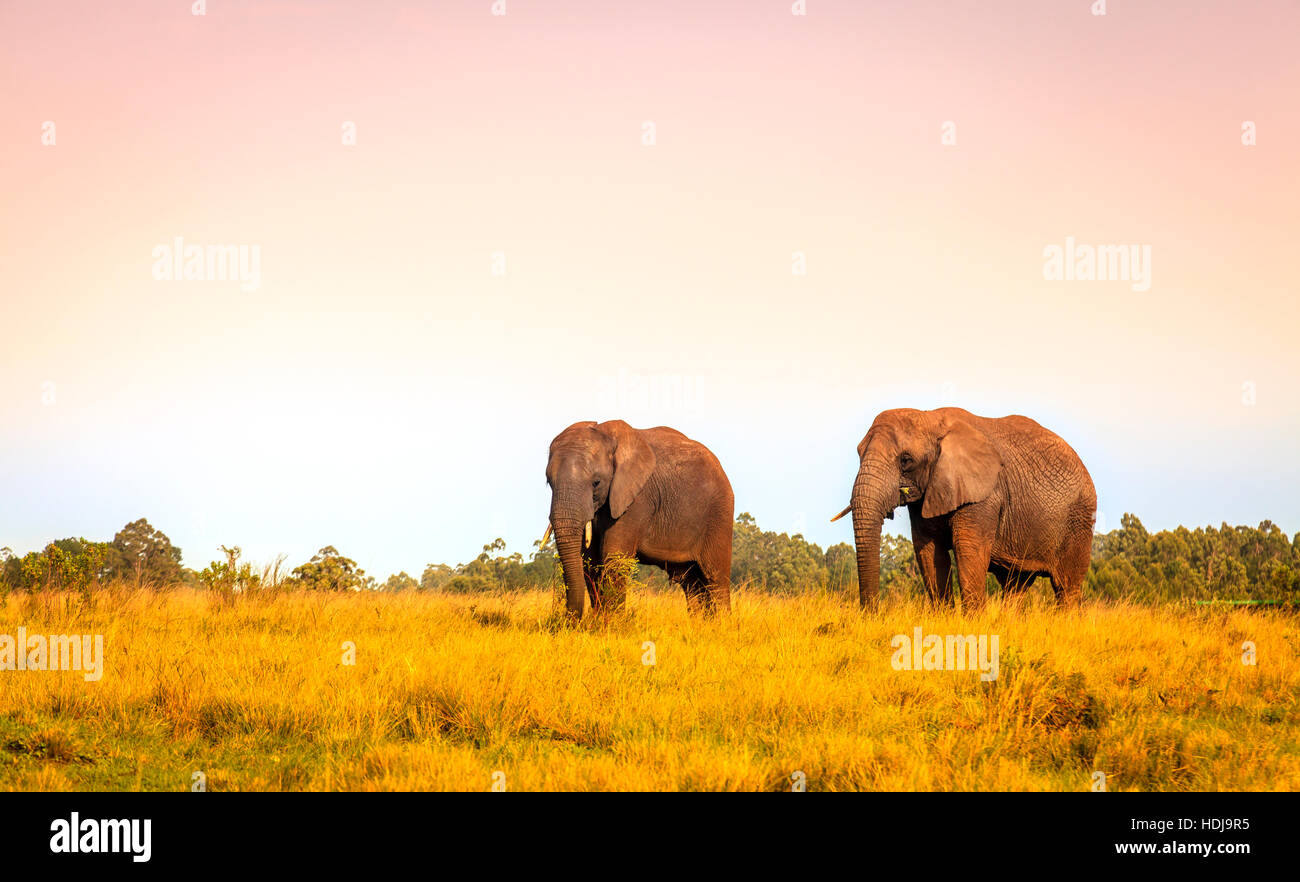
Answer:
[592,479,601,488]
[899,453,914,469]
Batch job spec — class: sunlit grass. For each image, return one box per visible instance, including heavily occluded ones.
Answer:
[0,586,1296,791]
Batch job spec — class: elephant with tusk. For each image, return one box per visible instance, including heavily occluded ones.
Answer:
[543,420,734,619]
[541,521,592,550]
[833,407,1096,611]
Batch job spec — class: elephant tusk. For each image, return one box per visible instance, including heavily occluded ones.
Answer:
[829,504,852,523]
[584,521,592,548]
[541,523,552,547]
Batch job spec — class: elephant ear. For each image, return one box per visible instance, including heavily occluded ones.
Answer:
[599,420,657,519]
[921,420,1002,518]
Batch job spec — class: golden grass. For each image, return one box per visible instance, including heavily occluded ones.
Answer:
[0,587,1296,791]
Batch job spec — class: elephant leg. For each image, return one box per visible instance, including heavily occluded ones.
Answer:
[951,529,993,613]
[705,578,731,614]
[666,562,691,588]
[699,538,732,614]
[910,513,953,605]
[581,558,600,611]
[1050,497,1094,607]
[589,529,637,613]
[1051,552,1087,608]
[680,565,710,616]
[991,565,1032,593]
[1049,574,1079,607]
[993,566,1035,611]
[1008,571,1038,594]
[665,563,698,613]
[914,537,953,605]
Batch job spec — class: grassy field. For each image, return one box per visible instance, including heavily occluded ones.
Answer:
[1,586,1297,791]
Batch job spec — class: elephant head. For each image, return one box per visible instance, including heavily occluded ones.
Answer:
[545,420,657,617]
[831,408,1002,606]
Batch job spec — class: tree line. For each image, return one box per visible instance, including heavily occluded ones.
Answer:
[3,513,1298,604]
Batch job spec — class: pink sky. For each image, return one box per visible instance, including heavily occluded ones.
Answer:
[2,1,1298,576]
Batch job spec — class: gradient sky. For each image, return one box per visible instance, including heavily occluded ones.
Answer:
[2,0,1298,579]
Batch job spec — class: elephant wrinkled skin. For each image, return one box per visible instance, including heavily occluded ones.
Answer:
[545,420,734,619]
[834,407,1096,611]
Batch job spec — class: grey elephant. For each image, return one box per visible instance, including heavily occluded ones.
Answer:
[832,407,1096,610]
[544,420,734,619]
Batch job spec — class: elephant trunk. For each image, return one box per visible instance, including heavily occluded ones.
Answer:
[550,488,592,619]
[851,458,895,608]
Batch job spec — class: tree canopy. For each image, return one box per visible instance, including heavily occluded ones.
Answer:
[2,512,1296,605]
[287,546,366,592]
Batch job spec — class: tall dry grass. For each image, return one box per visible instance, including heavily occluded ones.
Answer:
[0,586,1295,790]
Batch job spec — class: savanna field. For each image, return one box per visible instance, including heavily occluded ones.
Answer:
[2,585,1296,791]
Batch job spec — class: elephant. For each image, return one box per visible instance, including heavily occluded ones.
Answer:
[544,419,734,619]
[831,407,1096,610]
